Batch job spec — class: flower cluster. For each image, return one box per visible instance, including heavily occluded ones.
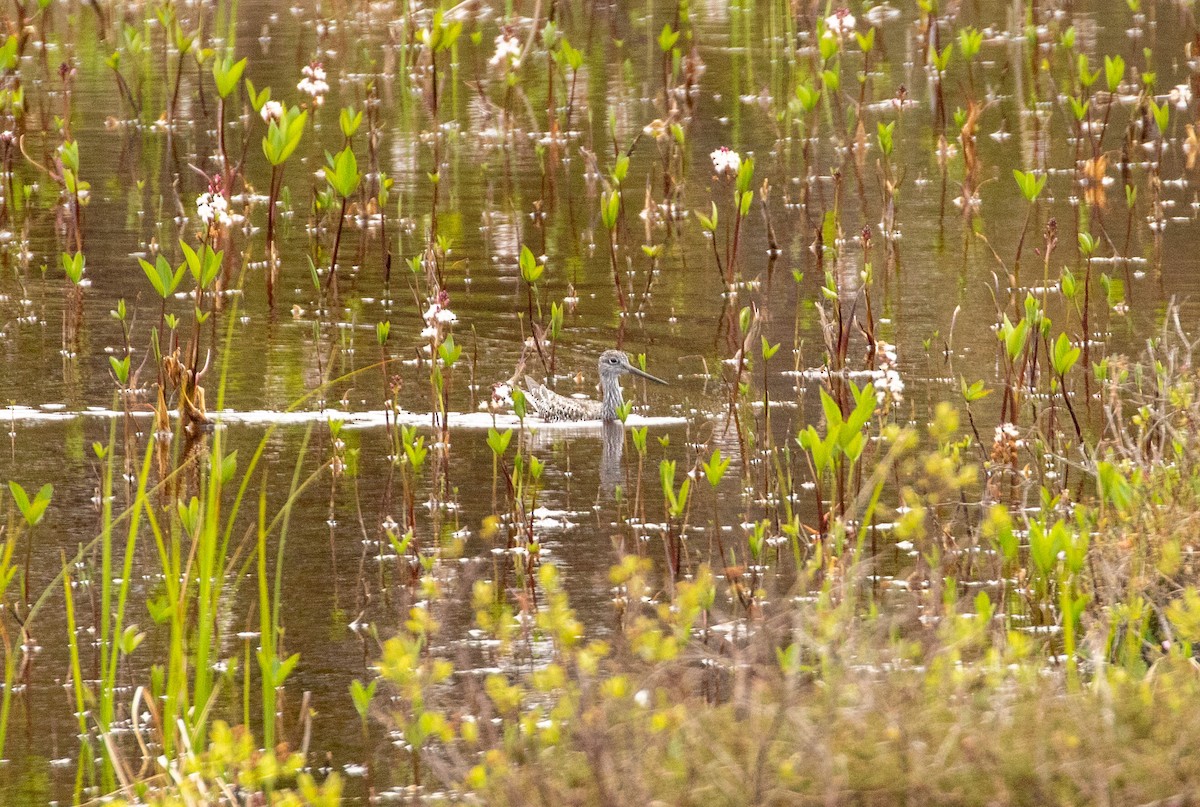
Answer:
[196,190,231,228]
[990,422,1023,466]
[710,146,741,178]
[297,62,328,106]
[873,340,904,407]
[824,8,856,37]
[490,382,514,409]
[490,32,521,69]
[261,100,284,124]
[1170,83,1193,111]
[421,289,457,342]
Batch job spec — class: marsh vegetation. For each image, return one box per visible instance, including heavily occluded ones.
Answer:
[0,0,1198,803]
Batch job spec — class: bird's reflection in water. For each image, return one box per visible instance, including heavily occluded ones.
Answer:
[599,420,625,495]
[525,421,627,498]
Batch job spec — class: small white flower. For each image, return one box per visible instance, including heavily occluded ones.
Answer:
[824,9,856,36]
[710,146,741,178]
[995,423,1021,441]
[490,34,522,69]
[421,294,456,340]
[876,340,898,365]
[881,369,904,404]
[870,341,903,405]
[260,100,283,124]
[297,62,329,105]
[196,192,231,227]
[1170,83,1193,111]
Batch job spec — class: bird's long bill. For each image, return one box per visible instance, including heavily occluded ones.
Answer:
[628,365,668,385]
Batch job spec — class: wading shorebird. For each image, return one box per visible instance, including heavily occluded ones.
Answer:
[524,350,668,422]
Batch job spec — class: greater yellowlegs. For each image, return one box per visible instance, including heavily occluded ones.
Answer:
[524,350,667,422]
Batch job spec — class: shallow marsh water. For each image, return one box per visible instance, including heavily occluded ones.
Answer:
[0,0,1198,801]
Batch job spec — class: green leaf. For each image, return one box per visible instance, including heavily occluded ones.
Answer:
[1104,54,1125,93]
[999,315,1030,361]
[702,449,730,487]
[960,378,991,403]
[612,155,630,184]
[819,387,844,429]
[339,107,363,139]
[1150,98,1169,135]
[932,43,952,72]
[1013,169,1047,202]
[245,79,270,112]
[958,26,982,60]
[1077,231,1097,256]
[795,82,820,113]
[350,678,377,720]
[735,156,755,194]
[760,337,780,360]
[327,146,361,198]
[180,239,201,281]
[1061,268,1078,300]
[9,481,51,527]
[1052,333,1081,376]
[600,190,620,230]
[109,355,131,384]
[856,27,876,53]
[61,251,84,284]
[519,245,543,284]
[263,106,308,166]
[219,451,238,485]
[512,388,527,420]
[438,334,462,367]
[0,35,17,71]
[139,257,166,298]
[487,428,513,457]
[1069,95,1090,121]
[657,23,680,53]
[876,120,895,156]
[212,54,247,99]
[1077,53,1100,88]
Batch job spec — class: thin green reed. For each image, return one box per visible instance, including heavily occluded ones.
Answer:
[768,0,781,107]
[63,556,97,802]
[263,424,314,749]
[98,435,155,784]
[142,493,187,760]
[98,413,115,694]
[190,421,225,744]
[645,0,655,88]
[0,532,16,761]
[729,0,743,145]
[257,481,274,748]
[188,249,263,748]
[741,0,756,89]
[62,558,91,762]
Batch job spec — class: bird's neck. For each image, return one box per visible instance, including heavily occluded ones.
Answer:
[601,378,624,420]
